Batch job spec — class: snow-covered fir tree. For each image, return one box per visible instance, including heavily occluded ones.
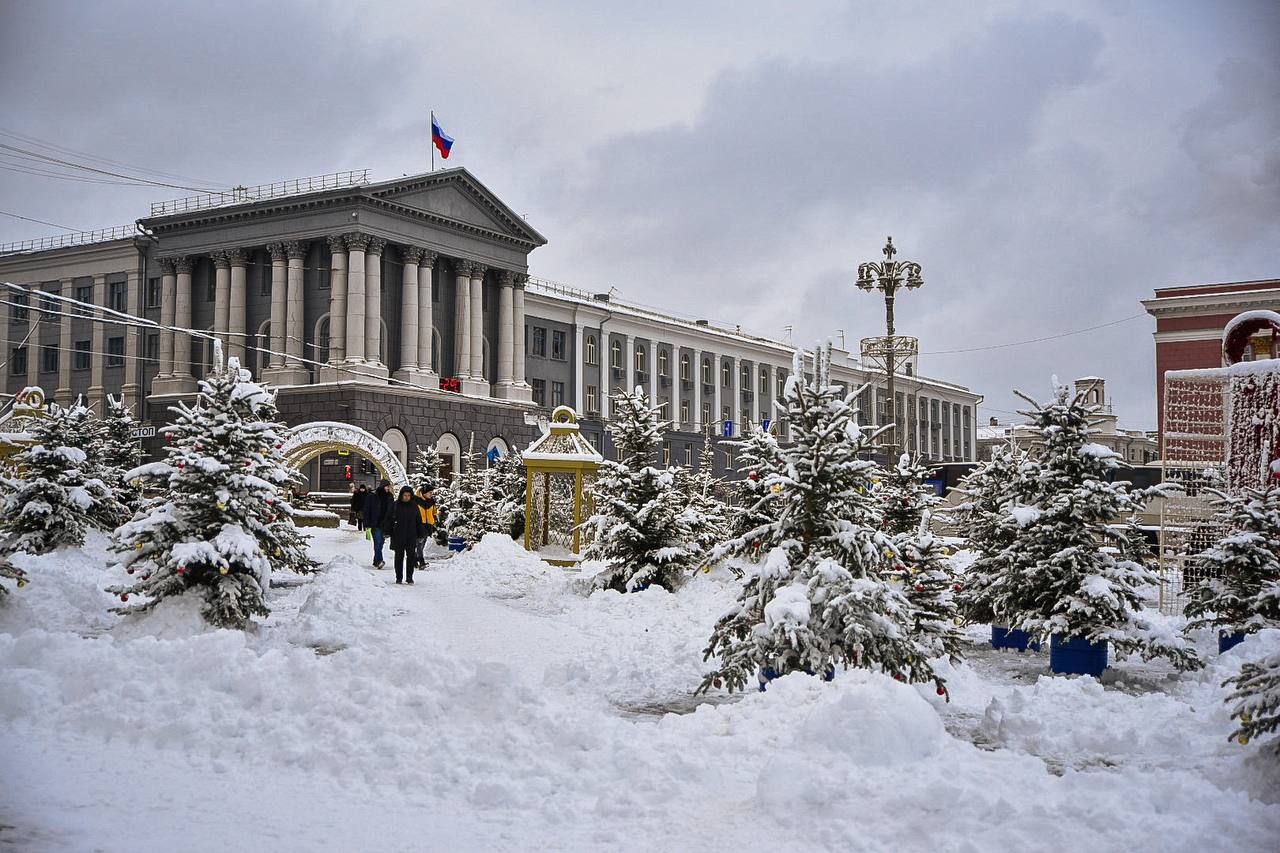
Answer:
[107,352,315,628]
[699,346,946,695]
[583,387,700,592]
[726,424,785,555]
[682,433,730,571]
[101,394,143,513]
[1224,646,1280,751]
[445,438,507,542]
[409,442,447,487]
[895,511,963,663]
[877,452,940,536]
[1183,481,1280,639]
[489,448,526,539]
[952,444,1039,625]
[0,401,125,559]
[986,381,1200,668]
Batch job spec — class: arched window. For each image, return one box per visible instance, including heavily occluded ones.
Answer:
[759,367,768,394]
[680,353,690,381]
[381,427,409,471]
[702,357,712,385]
[634,344,646,374]
[486,436,510,467]
[585,335,598,366]
[314,314,331,366]
[658,349,669,377]
[255,319,272,378]
[721,359,731,387]
[610,339,622,369]
[435,432,462,480]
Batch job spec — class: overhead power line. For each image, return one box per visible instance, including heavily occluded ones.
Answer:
[920,313,1148,355]
[0,128,225,188]
[0,209,81,232]
[0,142,225,193]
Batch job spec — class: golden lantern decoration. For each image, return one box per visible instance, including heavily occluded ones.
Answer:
[521,406,603,567]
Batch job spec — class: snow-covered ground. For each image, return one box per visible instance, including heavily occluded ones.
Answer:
[2,528,1279,852]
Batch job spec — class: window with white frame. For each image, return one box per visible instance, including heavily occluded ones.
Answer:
[702,357,712,385]
[586,385,598,414]
[658,348,668,377]
[680,353,690,381]
[585,335,597,366]
[635,344,646,374]
[610,339,622,369]
[721,359,731,387]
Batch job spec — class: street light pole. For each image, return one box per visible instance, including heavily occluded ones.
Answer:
[856,236,923,460]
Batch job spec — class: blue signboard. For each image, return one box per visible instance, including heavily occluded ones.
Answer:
[486,447,502,465]
[722,420,734,438]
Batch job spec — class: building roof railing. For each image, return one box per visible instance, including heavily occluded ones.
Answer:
[148,169,370,218]
[0,224,141,257]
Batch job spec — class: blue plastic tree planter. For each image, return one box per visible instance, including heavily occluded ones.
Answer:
[1049,635,1108,677]
[447,537,467,553]
[991,626,1041,652]
[757,665,834,692]
[1218,632,1246,654]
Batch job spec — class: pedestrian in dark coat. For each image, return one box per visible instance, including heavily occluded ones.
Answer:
[364,480,394,568]
[350,484,367,530]
[382,486,424,584]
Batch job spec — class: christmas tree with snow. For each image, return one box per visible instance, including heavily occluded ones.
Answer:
[1224,645,1280,751]
[699,345,945,695]
[877,452,940,536]
[726,423,785,555]
[682,432,730,571]
[445,437,507,543]
[989,380,1200,668]
[108,349,315,628]
[895,511,963,663]
[409,442,447,487]
[583,387,700,593]
[1183,480,1280,641]
[101,394,143,512]
[952,444,1039,625]
[488,448,526,539]
[0,400,126,559]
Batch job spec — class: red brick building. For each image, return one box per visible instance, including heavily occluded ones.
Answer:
[1142,278,1280,442]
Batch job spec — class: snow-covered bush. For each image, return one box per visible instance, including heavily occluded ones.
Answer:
[896,512,963,663]
[101,394,143,513]
[725,425,784,556]
[678,435,730,572]
[107,352,315,628]
[877,452,940,537]
[583,387,699,593]
[699,346,945,695]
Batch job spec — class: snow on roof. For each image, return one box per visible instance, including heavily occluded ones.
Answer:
[1223,310,1280,341]
[1166,359,1280,381]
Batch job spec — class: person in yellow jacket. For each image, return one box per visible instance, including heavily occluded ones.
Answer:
[413,483,438,570]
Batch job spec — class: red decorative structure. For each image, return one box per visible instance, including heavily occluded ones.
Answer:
[439,377,462,394]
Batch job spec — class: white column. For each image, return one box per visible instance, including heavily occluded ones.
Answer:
[573,323,585,414]
[624,332,635,396]
[157,262,176,380]
[750,361,761,430]
[279,241,308,384]
[466,264,488,395]
[494,270,516,397]
[417,251,437,382]
[344,234,368,365]
[364,237,385,374]
[513,276,528,390]
[86,275,106,407]
[396,246,421,384]
[600,325,611,419]
[648,340,658,409]
[671,346,682,431]
[327,236,347,365]
[173,258,194,383]
[732,356,742,437]
[266,243,287,369]
[54,278,73,404]
[27,285,42,394]
[453,260,472,379]
[228,248,248,366]
[713,354,723,437]
[212,252,230,359]
[692,348,703,432]
[122,270,142,409]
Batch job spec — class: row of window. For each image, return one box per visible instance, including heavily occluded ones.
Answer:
[7,334,162,376]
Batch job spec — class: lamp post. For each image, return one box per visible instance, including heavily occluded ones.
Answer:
[856,236,923,459]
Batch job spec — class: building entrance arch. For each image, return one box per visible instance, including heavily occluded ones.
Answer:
[280,421,408,485]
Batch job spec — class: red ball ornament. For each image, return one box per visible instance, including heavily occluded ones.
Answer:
[164,432,174,443]
[127,567,135,574]
[268,514,276,522]
[245,462,253,468]
[120,594,129,602]
[275,443,283,449]
[915,584,924,592]
[953,583,963,592]
[142,575,150,581]
[266,498,275,506]
[176,462,185,469]
[177,566,187,575]
[936,686,946,696]
[893,673,904,682]
[195,443,204,451]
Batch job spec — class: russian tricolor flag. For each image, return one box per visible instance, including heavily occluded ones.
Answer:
[431,114,454,159]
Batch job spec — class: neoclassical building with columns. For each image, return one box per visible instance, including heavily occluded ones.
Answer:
[0,168,982,488]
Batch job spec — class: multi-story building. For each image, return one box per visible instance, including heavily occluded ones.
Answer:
[1141,278,1279,443]
[0,168,982,488]
[975,377,1158,464]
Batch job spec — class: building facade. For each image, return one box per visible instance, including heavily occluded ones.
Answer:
[1,169,982,489]
[975,377,1158,464]
[1141,278,1280,443]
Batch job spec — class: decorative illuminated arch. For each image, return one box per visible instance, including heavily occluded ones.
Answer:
[280,421,408,485]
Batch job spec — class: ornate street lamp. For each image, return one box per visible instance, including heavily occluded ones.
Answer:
[856,236,923,458]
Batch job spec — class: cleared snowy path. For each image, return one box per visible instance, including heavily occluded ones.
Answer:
[2,529,1279,852]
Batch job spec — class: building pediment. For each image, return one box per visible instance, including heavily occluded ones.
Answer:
[368,169,546,249]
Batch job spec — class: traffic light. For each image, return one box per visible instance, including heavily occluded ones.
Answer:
[360,458,373,475]
[344,465,352,480]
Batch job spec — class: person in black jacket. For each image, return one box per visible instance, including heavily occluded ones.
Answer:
[364,480,394,569]
[382,485,424,584]
[349,484,367,530]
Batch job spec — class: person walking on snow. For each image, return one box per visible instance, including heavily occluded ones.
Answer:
[383,485,425,584]
[350,483,367,530]
[364,480,394,568]
[413,483,438,570]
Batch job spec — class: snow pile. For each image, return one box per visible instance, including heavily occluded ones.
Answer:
[0,532,118,636]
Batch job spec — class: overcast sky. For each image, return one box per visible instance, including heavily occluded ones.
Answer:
[1,0,1276,429]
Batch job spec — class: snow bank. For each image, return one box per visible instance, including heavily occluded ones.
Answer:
[0,532,119,636]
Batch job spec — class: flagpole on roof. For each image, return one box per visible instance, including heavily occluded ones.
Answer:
[430,110,435,172]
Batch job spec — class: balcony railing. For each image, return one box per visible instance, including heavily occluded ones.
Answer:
[0,224,140,257]
[149,169,370,217]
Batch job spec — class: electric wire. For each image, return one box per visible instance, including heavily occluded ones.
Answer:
[0,128,225,187]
